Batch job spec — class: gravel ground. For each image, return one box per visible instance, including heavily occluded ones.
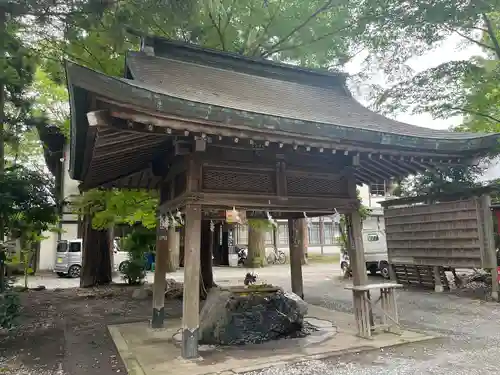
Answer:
[4,265,500,375]
[0,285,183,375]
[248,273,500,375]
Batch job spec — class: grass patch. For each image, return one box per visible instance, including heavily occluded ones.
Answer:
[307,253,340,264]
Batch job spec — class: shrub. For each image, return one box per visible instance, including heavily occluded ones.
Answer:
[120,227,155,285]
[0,291,21,330]
[0,274,21,330]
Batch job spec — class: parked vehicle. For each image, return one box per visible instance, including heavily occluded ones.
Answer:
[340,250,350,274]
[237,246,247,266]
[363,230,390,279]
[338,230,390,279]
[54,239,129,278]
[266,249,286,265]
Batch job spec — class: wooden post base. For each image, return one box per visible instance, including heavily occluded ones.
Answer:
[181,328,199,359]
[151,307,165,329]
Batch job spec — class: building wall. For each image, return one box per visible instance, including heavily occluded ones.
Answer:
[358,184,392,209]
[38,144,82,271]
[234,217,343,255]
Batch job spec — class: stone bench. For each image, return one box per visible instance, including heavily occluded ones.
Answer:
[345,283,403,339]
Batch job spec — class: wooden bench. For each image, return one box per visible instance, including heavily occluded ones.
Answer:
[345,283,403,339]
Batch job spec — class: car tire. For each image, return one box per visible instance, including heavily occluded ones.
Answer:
[68,265,81,278]
[118,261,129,273]
[380,263,390,279]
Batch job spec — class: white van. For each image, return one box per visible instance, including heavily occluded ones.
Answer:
[53,238,129,278]
[363,230,390,278]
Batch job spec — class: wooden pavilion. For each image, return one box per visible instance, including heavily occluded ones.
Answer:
[66,32,500,359]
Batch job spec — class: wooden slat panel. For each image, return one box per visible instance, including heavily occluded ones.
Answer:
[385,198,487,269]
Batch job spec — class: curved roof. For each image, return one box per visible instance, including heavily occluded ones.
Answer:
[125,52,487,141]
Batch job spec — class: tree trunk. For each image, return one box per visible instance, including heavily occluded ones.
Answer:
[80,214,112,288]
[200,220,215,299]
[246,221,267,268]
[0,7,6,293]
[166,228,180,272]
[298,218,308,265]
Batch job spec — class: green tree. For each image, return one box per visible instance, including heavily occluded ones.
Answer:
[0,165,58,290]
[360,4,500,126]
[31,0,365,274]
[71,189,159,230]
[397,164,485,197]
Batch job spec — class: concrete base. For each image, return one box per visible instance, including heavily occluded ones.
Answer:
[151,307,165,329]
[491,291,498,301]
[108,304,436,375]
[181,328,199,359]
[434,285,444,293]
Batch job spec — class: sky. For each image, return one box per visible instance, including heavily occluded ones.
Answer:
[344,33,500,181]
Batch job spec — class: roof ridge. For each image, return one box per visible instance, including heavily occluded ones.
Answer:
[126,28,347,79]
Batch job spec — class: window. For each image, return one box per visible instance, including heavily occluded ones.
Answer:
[369,183,386,197]
[323,223,333,245]
[367,233,379,242]
[235,224,248,245]
[69,242,81,252]
[278,223,289,245]
[265,230,274,245]
[308,223,321,245]
[56,241,68,253]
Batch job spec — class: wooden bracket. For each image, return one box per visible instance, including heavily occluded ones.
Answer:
[87,110,111,127]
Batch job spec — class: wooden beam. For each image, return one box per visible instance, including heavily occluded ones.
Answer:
[384,156,419,175]
[87,109,111,127]
[93,138,167,160]
[81,166,151,190]
[354,168,379,184]
[361,160,394,180]
[181,204,202,359]
[369,154,413,176]
[97,98,465,159]
[95,132,160,148]
[192,192,355,210]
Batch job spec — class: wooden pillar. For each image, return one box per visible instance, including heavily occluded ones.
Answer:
[349,211,368,286]
[152,216,169,328]
[181,204,202,359]
[433,266,444,293]
[288,218,304,299]
[491,268,499,301]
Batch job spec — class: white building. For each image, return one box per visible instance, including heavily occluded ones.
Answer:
[233,183,395,255]
[38,144,81,271]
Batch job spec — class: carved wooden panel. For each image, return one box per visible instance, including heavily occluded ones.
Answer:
[384,197,495,268]
[286,172,348,196]
[202,167,275,194]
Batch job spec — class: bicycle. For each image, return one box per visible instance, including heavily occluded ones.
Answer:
[266,249,287,265]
